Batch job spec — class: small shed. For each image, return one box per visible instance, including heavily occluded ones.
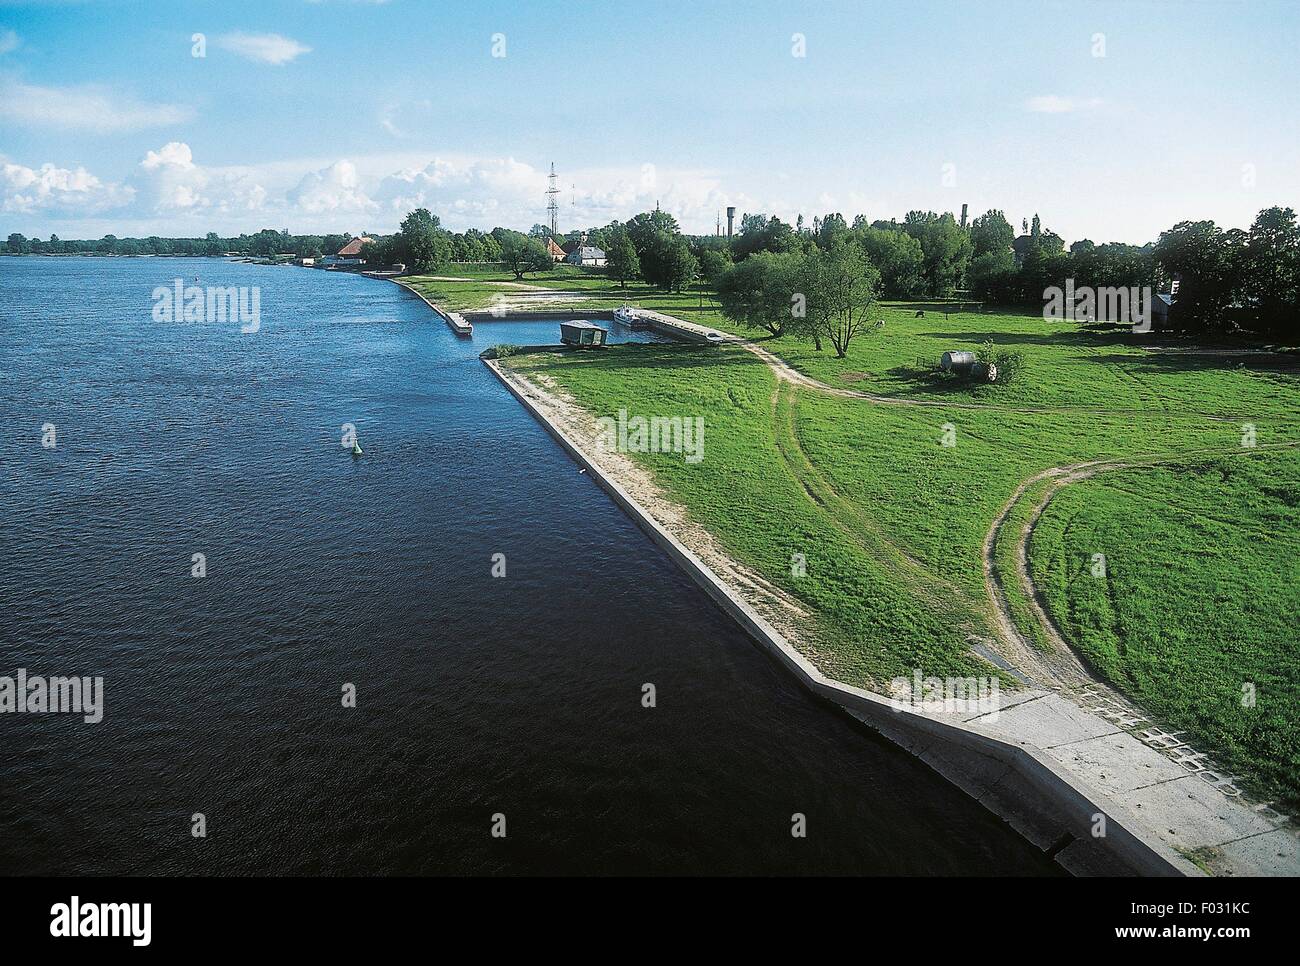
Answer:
[560,320,608,348]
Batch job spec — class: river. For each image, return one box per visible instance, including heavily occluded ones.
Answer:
[0,256,1056,875]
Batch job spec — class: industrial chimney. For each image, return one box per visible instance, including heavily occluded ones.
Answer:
[960,203,968,229]
[726,206,736,237]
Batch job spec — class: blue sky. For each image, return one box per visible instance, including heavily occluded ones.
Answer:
[1,0,1297,243]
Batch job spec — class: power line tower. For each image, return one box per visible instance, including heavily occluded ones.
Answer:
[546,162,560,238]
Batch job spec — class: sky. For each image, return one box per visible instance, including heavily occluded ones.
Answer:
[1,0,1297,244]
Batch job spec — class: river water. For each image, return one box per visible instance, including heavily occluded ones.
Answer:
[0,257,1056,875]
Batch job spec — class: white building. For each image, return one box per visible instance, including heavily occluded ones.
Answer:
[566,245,606,268]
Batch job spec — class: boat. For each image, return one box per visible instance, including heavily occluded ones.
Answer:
[351,441,363,456]
[613,305,649,329]
[559,320,608,348]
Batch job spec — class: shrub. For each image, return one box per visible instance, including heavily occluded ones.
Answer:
[980,339,1026,385]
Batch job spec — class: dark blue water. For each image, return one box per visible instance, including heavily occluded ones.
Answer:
[0,257,1056,875]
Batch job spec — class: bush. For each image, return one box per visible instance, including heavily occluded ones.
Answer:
[980,339,1026,385]
[483,344,519,360]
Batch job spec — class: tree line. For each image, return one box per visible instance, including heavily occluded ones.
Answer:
[11,201,1295,339]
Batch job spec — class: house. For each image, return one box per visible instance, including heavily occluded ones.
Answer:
[1150,278,1181,329]
[544,237,567,262]
[566,245,606,268]
[320,236,374,267]
[1150,293,1174,328]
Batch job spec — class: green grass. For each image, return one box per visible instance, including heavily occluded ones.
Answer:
[491,270,1300,804]
[992,476,1056,653]
[1030,451,1300,808]
[506,345,996,685]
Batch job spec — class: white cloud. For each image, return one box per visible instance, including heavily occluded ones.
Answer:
[0,78,191,132]
[4,149,841,236]
[2,160,133,215]
[1025,95,1104,114]
[133,142,267,213]
[288,159,376,213]
[0,29,19,56]
[216,32,311,65]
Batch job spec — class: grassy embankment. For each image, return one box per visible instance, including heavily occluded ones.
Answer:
[1030,451,1300,808]
[411,265,1300,803]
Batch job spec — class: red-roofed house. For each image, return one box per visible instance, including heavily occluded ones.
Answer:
[321,236,374,267]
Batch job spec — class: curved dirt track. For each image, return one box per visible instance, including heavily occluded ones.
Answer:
[722,332,1298,688]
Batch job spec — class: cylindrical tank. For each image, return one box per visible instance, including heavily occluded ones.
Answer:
[941,350,976,372]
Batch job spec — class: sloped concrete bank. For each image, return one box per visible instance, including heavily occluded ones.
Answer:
[390,278,473,334]
[483,355,1200,877]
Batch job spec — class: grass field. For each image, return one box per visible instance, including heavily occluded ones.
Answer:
[436,264,1300,805]
[1030,452,1300,808]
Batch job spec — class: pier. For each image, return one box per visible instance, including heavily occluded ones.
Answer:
[390,278,473,335]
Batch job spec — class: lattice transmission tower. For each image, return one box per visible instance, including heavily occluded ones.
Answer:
[546,162,560,238]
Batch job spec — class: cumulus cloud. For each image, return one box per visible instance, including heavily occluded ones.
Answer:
[216,32,311,65]
[2,160,133,215]
[6,148,812,235]
[287,159,376,214]
[0,78,192,132]
[133,142,267,213]
[1025,95,1104,114]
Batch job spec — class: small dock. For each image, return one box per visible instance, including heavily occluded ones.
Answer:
[444,310,473,335]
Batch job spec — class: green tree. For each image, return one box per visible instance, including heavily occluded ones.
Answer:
[624,209,680,283]
[800,243,881,357]
[698,248,733,287]
[855,225,925,297]
[901,211,973,295]
[1238,206,1300,338]
[499,232,553,279]
[398,208,452,273]
[1153,220,1244,333]
[969,210,1015,259]
[662,238,698,293]
[717,252,805,337]
[605,234,641,288]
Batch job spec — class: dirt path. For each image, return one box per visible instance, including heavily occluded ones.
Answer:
[982,442,1300,688]
[721,333,1298,689]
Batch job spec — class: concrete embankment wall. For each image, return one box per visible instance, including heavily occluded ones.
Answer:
[462,308,616,321]
[389,278,472,334]
[484,356,1198,878]
[458,307,718,345]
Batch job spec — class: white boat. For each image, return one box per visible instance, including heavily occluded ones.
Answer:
[613,305,647,328]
